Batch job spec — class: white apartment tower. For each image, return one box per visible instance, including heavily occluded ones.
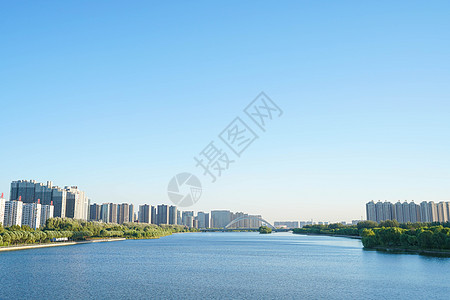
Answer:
[0,193,6,226]
[22,202,41,229]
[4,199,23,227]
[40,203,54,227]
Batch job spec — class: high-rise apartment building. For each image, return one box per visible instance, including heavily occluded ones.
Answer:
[437,202,449,223]
[274,221,299,228]
[211,210,232,228]
[129,204,134,223]
[366,200,377,222]
[65,186,88,220]
[109,203,118,223]
[182,211,194,226]
[169,206,177,225]
[197,211,210,228]
[40,203,54,227]
[367,200,447,223]
[89,204,101,221]
[138,204,151,223]
[10,180,68,218]
[177,210,182,226]
[151,206,157,224]
[185,215,194,228]
[118,203,130,224]
[22,202,41,229]
[157,205,169,225]
[4,199,23,227]
[0,193,6,226]
[100,203,111,223]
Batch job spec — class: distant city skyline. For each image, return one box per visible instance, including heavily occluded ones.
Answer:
[2,2,450,223]
[3,179,450,223]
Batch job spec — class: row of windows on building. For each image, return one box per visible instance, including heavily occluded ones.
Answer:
[88,204,264,229]
[10,180,88,220]
[0,195,54,229]
[366,200,450,223]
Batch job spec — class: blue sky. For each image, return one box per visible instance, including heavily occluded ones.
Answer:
[1,1,449,222]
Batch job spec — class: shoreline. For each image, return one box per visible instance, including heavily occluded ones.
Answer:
[0,238,126,252]
[293,232,362,239]
[368,246,450,256]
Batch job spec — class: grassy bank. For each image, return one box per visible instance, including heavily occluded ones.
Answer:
[0,238,126,252]
[0,218,196,247]
[293,220,450,255]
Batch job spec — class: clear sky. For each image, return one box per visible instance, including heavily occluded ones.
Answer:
[1,1,449,223]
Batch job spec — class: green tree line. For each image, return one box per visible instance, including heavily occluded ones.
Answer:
[292,220,450,251]
[0,218,196,246]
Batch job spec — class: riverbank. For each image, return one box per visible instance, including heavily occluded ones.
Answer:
[0,238,126,252]
[368,246,450,257]
[293,232,362,239]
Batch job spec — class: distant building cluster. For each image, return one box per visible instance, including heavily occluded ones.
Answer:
[10,180,88,220]
[4,180,267,229]
[274,221,333,229]
[88,204,264,229]
[0,193,54,229]
[366,200,450,223]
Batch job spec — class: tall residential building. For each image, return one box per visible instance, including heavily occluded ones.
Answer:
[89,204,101,221]
[157,205,169,225]
[129,204,134,223]
[185,215,194,228]
[409,202,421,223]
[374,201,384,223]
[211,210,232,228]
[169,206,177,225]
[138,204,151,223]
[197,211,209,228]
[10,180,67,218]
[420,201,438,223]
[22,202,41,229]
[151,206,157,224]
[4,199,23,227]
[118,203,130,224]
[109,203,118,223]
[0,193,6,226]
[367,200,444,223]
[446,202,450,222]
[366,201,377,222]
[401,201,410,223]
[40,203,54,227]
[100,203,111,223]
[177,210,181,226]
[182,211,194,226]
[274,221,299,228]
[437,202,448,223]
[382,202,394,221]
[394,201,404,223]
[51,186,67,218]
[65,186,88,220]
[249,215,262,228]
[230,212,250,228]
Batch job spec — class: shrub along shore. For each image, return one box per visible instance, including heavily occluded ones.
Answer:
[0,217,197,247]
[293,220,450,255]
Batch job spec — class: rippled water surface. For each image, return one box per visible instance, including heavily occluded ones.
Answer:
[1,232,449,299]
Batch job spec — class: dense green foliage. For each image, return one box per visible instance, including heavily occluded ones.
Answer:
[258,226,272,234]
[0,218,196,246]
[292,223,359,236]
[361,225,450,251]
[292,221,450,252]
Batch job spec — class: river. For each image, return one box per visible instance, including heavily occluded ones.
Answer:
[0,232,449,299]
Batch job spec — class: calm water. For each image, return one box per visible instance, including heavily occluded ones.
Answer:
[0,232,449,300]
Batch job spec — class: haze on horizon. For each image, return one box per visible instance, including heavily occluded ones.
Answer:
[1,1,450,223]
